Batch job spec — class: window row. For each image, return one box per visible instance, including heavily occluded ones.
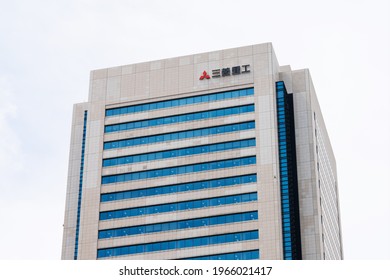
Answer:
[99,192,258,221]
[104,121,255,150]
[103,138,256,167]
[106,88,254,117]
[101,174,257,202]
[101,156,256,185]
[98,211,258,239]
[97,230,259,258]
[105,104,255,133]
[182,250,259,260]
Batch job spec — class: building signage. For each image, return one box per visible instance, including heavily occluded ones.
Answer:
[199,64,250,80]
[199,71,210,80]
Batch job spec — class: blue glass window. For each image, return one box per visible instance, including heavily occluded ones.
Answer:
[106,88,254,117]
[103,121,255,150]
[97,230,258,258]
[102,156,256,185]
[105,104,255,133]
[99,211,258,239]
[103,139,256,167]
[276,81,301,260]
[99,192,257,221]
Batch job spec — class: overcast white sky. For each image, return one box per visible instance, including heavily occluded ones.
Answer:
[0,0,389,260]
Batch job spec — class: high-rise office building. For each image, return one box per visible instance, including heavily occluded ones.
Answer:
[61,43,343,260]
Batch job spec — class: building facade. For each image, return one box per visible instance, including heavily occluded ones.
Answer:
[61,43,343,260]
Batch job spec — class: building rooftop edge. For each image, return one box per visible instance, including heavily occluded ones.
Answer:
[90,42,274,79]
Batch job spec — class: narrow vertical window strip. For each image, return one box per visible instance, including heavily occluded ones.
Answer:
[74,111,87,260]
[275,81,302,260]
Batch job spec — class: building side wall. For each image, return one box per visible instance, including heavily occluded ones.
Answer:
[309,77,343,259]
[280,69,323,259]
[61,103,89,259]
[280,68,342,259]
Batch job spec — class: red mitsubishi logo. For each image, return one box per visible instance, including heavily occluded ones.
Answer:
[199,71,210,80]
